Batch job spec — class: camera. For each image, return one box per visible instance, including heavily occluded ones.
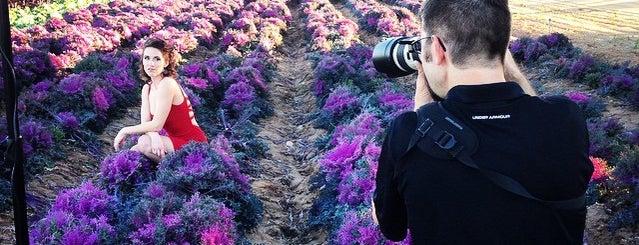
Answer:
[372,36,422,78]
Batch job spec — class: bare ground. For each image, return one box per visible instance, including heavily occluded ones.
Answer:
[244,2,326,243]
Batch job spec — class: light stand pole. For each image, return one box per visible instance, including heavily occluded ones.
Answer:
[0,0,30,244]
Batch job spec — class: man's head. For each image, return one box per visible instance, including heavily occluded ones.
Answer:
[419,0,511,67]
[417,0,512,98]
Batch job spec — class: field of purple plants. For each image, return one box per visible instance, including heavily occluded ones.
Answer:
[1,0,638,244]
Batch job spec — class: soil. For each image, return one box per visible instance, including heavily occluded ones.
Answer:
[0,0,638,244]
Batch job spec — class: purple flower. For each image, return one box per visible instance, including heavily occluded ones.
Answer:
[601,118,623,135]
[376,86,413,116]
[33,79,53,93]
[52,182,113,218]
[116,57,130,70]
[226,66,267,93]
[21,120,54,157]
[568,55,595,80]
[100,150,152,188]
[183,150,207,175]
[27,79,53,101]
[222,81,255,113]
[92,86,113,113]
[162,214,182,228]
[182,63,202,77]
[201,224,235,245]
[602,74,635,91]
[45,17,67,31]
[538,33,571,49]
[60,227,99,245]
[331,113,382,146]
[337,168,375,205]
[186,77,209,89]
[57,112,80,129]
[206,68,221,88]
[323,86,360,115]
[59,74,85,95]
[106,72,135,91]
[148,183,166,199]
[130,223,157,244]
[565,92,591,104]
[320,136,364,180]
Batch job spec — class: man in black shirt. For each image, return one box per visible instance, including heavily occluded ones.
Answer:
[373,0,594,244]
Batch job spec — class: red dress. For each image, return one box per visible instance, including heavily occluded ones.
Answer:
[151,88,207,150]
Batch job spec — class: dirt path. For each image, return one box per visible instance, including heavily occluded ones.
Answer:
[245,2,326,244]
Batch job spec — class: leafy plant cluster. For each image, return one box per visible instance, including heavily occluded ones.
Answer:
[305,42,413,243]
[9,0,111,29]
[344,0,419,37]
[30,147,245,244]
[378,0,422,14]
[6,0,293,243]
[300,0,361,52]
[509,33,639,110]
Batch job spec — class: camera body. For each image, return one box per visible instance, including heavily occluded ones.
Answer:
[372,36,422,78]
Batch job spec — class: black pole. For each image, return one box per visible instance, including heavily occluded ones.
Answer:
[0,0,29,244]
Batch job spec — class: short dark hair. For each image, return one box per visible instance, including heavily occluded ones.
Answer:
[138,37,178,83]
[419,0,511,68]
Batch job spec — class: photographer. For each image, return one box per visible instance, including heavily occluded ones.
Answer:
[373,0,593,244]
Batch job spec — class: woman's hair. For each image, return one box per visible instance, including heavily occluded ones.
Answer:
[138,37,178,83]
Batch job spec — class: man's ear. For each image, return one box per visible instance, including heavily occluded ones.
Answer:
[431,36,446,65]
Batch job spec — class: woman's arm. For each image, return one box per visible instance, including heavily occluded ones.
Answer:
[140,84,151,123]
[114,78,177,150]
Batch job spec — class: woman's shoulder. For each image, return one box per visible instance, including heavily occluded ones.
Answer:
[157,77,180,90]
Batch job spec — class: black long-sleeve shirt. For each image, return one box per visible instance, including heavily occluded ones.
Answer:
[374,82,593,244]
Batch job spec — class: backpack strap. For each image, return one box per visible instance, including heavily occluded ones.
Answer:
[402,102,585,210]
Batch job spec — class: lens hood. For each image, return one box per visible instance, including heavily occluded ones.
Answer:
[372,36,419,78]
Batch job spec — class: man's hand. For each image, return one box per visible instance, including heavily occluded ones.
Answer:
[504,50,537,95]
[371,200,379,225]
[414,61,434,110]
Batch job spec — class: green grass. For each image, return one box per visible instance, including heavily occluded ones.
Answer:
[9,0,110,29]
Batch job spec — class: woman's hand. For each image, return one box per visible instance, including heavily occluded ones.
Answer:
[113,128,128,151]
[148,132,166,158]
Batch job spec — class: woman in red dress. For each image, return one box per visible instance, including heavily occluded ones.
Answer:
[113,38,207,162]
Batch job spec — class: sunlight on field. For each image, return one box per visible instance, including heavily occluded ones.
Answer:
[510,0,639,35]
[509,0,639,64]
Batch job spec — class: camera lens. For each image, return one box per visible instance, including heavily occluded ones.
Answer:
[372,36,421,78]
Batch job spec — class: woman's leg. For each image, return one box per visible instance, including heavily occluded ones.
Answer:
[131,134,175,162]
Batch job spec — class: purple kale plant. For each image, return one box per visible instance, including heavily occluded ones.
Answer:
[12,49,57,88]
[334,209,411,245]
[30,182,116,245]
[564,92,605,119]
[128,191,237,245]
[100,150,154,191]
[222,81,257,119]
[156,142,262,232]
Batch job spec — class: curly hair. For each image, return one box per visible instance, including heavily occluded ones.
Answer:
[138,37,178,83]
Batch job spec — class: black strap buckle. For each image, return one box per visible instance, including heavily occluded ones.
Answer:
[417,119,434,137]
[435,131,456,150]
